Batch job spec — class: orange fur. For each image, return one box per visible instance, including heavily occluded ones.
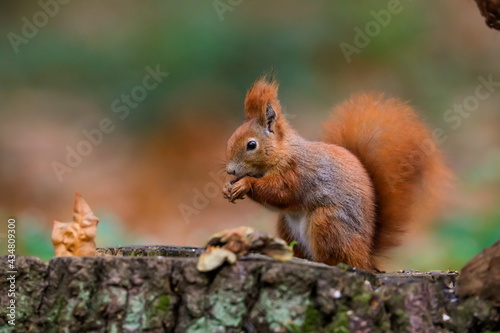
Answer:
[223,78,450,271]
[244,78,281,119]
[323,93,451,261]
[243,77,289,140]
[308,207,372,269]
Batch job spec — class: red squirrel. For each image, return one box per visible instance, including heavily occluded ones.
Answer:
[222,76,450,271]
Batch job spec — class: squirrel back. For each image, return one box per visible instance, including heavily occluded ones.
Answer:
[322,93,451,259]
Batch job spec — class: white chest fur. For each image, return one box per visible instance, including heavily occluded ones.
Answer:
[284,212,312,258]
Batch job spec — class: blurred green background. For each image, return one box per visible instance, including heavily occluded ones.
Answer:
[0,0,499,271]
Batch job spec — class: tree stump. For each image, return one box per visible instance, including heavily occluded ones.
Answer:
[458,239,500,306]
[0,246,499,332]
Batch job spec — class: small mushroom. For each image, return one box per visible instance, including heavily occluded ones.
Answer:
[197,226,293,272]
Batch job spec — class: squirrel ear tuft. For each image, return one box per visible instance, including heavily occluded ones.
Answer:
[244,76,281,121]
[262,69,277,84]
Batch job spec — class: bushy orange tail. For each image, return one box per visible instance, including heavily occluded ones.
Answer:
[323,93,451,258]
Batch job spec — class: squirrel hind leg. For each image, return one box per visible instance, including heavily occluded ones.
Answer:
[307,207,376,272]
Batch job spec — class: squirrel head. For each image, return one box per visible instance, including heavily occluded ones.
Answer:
[225,77,288,181]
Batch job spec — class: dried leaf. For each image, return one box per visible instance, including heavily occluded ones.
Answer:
[52,193,99,257]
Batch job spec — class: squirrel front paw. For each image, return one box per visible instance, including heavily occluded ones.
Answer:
[222,178,250,203]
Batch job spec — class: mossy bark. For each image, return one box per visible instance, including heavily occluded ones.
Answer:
[0,250,498,332]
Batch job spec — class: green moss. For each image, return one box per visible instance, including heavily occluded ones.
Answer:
[146,251,162,257]
[352,292,371,306]
[325,306,350,333]
[153,295,171,313]
[48,294,66,322]
[335,263,350,271]
[302,305,322,332]
[451,297,498,330]
[369,308,391,333]
[391,307,409,330]
[284,323,302,333]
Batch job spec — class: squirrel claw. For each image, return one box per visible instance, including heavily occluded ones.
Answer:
[223,179,249,203]
[230,196,245,203]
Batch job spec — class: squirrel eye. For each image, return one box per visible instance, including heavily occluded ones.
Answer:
[246,140,257,151]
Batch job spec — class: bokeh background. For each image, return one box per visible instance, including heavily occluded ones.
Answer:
[0,0,499,271]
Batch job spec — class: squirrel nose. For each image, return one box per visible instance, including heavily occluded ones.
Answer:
[226,164,236,175]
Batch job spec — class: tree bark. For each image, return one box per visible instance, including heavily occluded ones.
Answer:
[0,248,499,332]
[458,239,500,306]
